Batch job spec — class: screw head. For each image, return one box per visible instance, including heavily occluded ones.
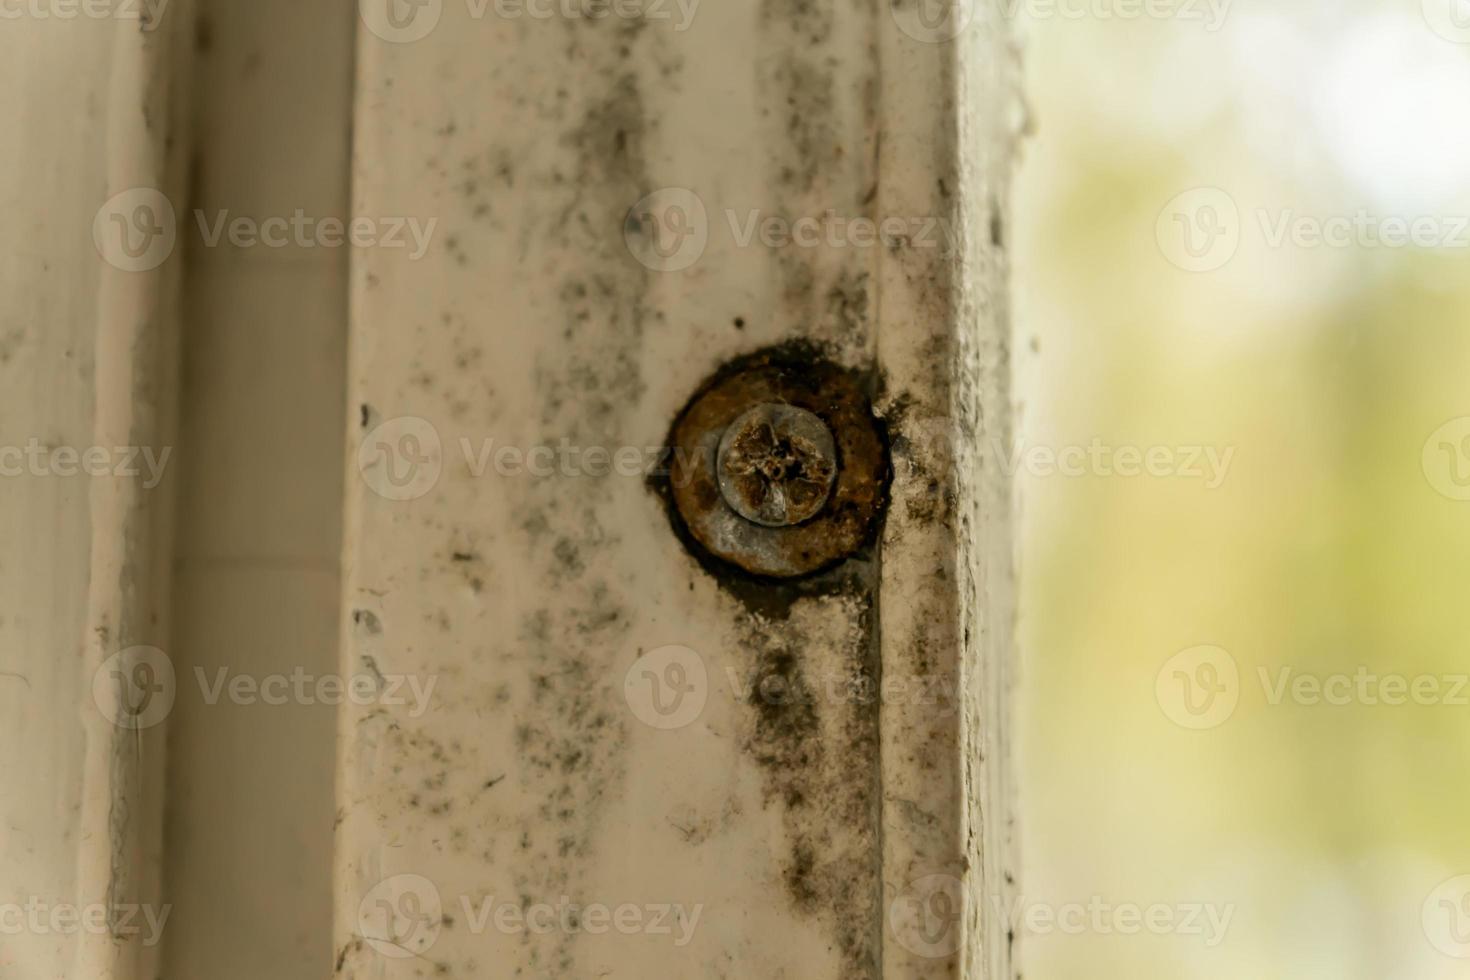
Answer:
[717,404,838,527]
[661,348,888,580]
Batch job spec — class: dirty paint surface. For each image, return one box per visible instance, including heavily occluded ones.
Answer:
[0,9,192,980]
[337,1,1014,977]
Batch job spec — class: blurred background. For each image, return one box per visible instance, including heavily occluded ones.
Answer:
[1015,0,1470,976]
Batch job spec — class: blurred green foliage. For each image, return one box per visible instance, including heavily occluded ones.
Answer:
[1016,2,1470,975]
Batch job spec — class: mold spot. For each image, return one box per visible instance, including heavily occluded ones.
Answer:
[352,609,383,635]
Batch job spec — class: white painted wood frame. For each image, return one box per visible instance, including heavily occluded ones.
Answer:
[0,2,1017,977]
[338,2,1019,977]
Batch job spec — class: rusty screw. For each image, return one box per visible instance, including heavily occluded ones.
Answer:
[716,403,838,527]
[663,349,887,579]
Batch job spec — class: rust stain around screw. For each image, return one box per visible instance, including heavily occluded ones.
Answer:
[662,346,888,579]
[717,404,838,527]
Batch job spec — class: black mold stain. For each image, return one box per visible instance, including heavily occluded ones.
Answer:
[477,22,657,978]
[351,609,382,635]
[732,589,883,976]
[881,389,962,531]
[652,344,887,976]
